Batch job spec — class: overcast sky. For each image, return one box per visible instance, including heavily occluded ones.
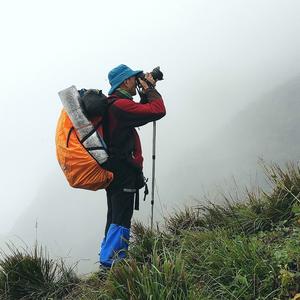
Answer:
[1,0,300,235]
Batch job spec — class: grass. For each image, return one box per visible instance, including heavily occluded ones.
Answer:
[183,230,278,299]
[166,162,300,236]
[106,247,197,300]
[2,161,300,299]
[0,243,78,299]
[63,271,109,300]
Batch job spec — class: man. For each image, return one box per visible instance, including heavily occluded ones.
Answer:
[99,64,166,267]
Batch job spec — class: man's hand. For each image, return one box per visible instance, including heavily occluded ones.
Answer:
[138,73,156,93]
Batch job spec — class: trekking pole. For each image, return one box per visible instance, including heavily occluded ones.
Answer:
[151,121,156,230]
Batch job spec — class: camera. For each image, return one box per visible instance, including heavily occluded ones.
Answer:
[136,67,164,89]
[137,66,164,81]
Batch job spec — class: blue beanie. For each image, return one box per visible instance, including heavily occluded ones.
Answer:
[108,64,142,95]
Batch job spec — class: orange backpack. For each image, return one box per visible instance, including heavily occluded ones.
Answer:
[55,109,113,191]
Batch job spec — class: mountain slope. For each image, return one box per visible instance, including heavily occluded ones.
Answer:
[8,76,300,274]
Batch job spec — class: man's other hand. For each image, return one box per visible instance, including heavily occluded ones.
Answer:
[138,73,156,93]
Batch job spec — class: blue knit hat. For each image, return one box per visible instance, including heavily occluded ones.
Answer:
[108,64,142,95]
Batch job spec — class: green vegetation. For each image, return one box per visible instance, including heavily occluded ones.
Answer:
[0,243,78,299]
[2,162,300,299]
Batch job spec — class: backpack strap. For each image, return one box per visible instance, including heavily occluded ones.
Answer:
[102,96,118,153]
[66,120,105,149]
[66,127,74,148]
[80,119,103,144]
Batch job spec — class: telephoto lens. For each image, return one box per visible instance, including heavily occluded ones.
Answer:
[137,67,164,82]
[150,67,164,81]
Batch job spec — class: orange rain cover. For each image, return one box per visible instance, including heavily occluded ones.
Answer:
[55,110,113,191]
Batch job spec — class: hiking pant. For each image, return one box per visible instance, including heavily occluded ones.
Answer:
[99,189,135,267]
[104,189,135,236]
[99,160,144,267]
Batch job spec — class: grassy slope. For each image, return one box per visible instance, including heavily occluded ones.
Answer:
[2,162,300,299]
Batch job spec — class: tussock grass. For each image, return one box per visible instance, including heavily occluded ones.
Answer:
[165,207,204,234]
[63,270,109,300]
[0,243,78,299]
[166,162,300,237]
[130,221,180,264]
[105,246,199,300]
[182,229,279,299]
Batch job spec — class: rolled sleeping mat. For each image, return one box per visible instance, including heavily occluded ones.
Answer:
[58,85,108,164]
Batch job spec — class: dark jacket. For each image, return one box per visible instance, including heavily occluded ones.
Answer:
[104,88,166,190]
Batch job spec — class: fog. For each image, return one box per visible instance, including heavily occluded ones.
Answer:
[1,0,300,272]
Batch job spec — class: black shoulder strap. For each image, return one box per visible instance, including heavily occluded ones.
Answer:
[102,96,118,152]
[66,127,74,147]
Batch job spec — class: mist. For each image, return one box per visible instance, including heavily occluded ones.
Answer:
[1,0,300,272]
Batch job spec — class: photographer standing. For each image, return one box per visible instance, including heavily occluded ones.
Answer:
[99,64,166,268]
